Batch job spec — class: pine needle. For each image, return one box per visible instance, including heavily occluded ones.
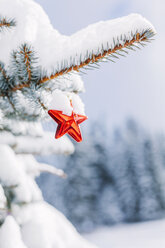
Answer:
[38,29,155,85]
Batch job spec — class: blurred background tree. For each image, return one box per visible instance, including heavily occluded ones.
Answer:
[38,119,165,232]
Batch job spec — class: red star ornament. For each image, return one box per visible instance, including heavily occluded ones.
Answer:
[48,109,88,142]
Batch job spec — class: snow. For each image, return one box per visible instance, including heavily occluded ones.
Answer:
[1,121,44,136]
[50,90,73,116]
[50,90,85,116]
[0,144,97,248]
[18,154,66,178]
[0,145,26,186]
[0,216,27,248]
[51,91,85,117]
[0,185,6,209]
[84,219,165,248]
[53,72,85,93]
[0,0,155,74]
[0,144,98,248]
[70,93,86,115]
[0,131,74,155]
[0,145,43,203]
[12,132,74,155]
[13,201,97,248]
[0,109,3,124]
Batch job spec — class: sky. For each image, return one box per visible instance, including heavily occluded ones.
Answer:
[36,0,165,132]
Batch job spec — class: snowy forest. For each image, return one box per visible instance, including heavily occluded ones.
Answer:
[38,119,165,232]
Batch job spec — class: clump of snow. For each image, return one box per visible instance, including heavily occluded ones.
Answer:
[0,216,27,248]
[18,155,66,178]
[70,93,85,115]
[0,109,3,125]
[50,90,73,116]
[0,145,26,186]
[53,72,85,93]
[0,131,74,155]
[50,89,85,116]
[13,132,74,155]
[0,120,44,136]
[0,145,42,203]
[0,185,6,209]
[0,186,6,224]
[13,202,97,248]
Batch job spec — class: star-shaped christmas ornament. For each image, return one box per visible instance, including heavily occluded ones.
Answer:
[48,108,87,142]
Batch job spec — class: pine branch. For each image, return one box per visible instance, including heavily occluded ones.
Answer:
[0,44,45,118]
[20,45,32,83]
[0,62,9,94]
[0,14,156,123]
[38,29,155,84]
[0,28,154,96]
[10,44,40,91]
[6,94,16,112]
[0,46,43,119]
[0,17,16,30]
[38,98,48,111]
[0,63,8,82]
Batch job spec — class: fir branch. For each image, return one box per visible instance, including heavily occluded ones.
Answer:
[0,63,8,82]
[0,62,12,97]
[6,94,16,112]
[38,29,155,84]
[0,62,9,94]
[0,17,16,30]
[3,112,41,121]
[38,98,48,111]
[9,44,40,91]
[0,29,155,97]
[20,45,32,83]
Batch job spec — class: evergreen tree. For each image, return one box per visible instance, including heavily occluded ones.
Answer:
[0,0,155,246]
[108,119,165,223]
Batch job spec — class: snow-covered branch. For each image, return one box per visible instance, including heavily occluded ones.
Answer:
[0,0,156,123]
[39,14,155,84]
[0,131,74,155]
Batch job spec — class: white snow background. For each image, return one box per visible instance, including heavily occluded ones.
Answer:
[84,219,165,248]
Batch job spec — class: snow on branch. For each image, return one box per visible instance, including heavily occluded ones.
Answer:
[38,14,156,84]
[17,155,67,179]
[0,0,156,123]
[38,163,67,178]
[0,131,75,155]
[0,14,155,95]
